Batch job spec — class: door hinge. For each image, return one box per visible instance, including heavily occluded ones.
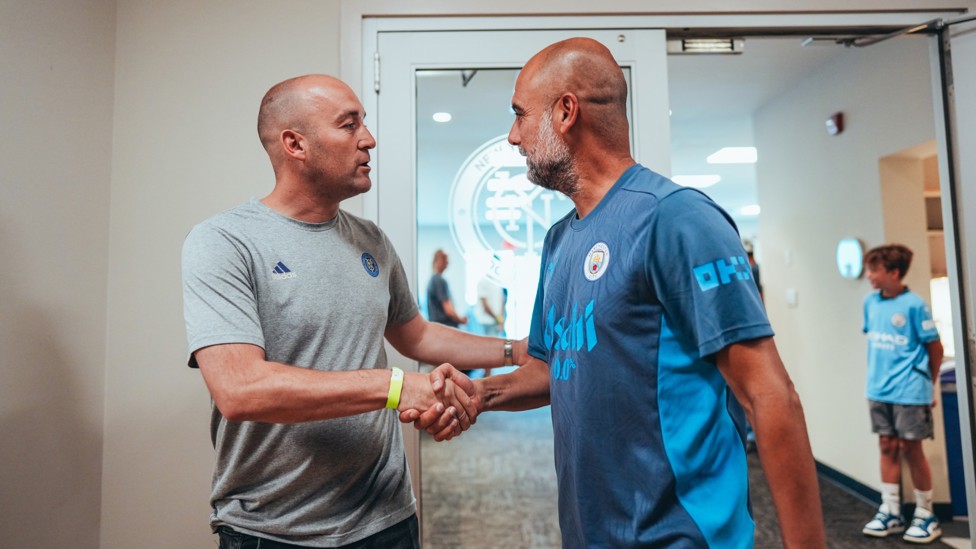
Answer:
[373,51,380,94]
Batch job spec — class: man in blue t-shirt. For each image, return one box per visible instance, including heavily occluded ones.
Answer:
[860,244,944,544]
[411,38,825,548]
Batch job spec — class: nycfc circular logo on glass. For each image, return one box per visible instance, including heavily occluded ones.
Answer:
[361,253,379,278]
[891,313,906,328]
[584,242,610,281]
[449,134,573,285]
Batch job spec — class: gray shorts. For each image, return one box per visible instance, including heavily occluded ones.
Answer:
[869,400,934,440]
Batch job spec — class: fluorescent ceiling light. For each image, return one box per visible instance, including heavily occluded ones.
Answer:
[673,175,721,188]
[707,147,758,164]
[740,204,761,216]
[432,112,452,123]
[667,38,745,54]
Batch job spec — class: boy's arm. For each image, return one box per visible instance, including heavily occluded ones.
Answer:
[927,339,944,406]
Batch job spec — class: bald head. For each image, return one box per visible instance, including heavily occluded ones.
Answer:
[521,37,629,140]
[257,74,350,156]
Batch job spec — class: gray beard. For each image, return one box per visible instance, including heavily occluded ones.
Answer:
[522,111,579,196]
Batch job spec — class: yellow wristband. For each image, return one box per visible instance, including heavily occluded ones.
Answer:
[386,367,404,409]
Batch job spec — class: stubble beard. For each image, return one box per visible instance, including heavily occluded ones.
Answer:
[522,110,579,197]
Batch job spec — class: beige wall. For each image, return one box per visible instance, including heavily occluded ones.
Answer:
[3,2,976,548]
[100,1,341,547]
[754,36,952,496]
[0,1,116,547]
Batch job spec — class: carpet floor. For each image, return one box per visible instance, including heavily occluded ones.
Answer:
[419,405,970,548]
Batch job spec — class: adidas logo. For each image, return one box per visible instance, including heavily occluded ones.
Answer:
[271,261,297,280]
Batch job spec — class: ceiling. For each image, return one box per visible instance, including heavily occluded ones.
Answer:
[667,36,847,239]
[413,36,849,243]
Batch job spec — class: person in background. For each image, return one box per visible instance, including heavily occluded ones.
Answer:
[744,239,763,300]
[860,244,944,544]
[426,249,468,329]
[474,274,507,378]
[182,74,519,549]
[409,37,825,548]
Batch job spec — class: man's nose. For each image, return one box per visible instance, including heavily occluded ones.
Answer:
[507,124,520,147]
[361,127,376,149]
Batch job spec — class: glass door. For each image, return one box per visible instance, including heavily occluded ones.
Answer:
[370,28,669,544]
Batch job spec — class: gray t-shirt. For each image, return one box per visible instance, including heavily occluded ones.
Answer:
[181,198,419,547]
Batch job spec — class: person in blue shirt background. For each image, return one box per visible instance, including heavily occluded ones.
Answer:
[860,244,944,544]
[408,37,825,548]
[426,249,468,329]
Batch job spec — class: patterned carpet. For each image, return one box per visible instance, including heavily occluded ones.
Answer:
[420,405,560,548]
[420,405,970,548]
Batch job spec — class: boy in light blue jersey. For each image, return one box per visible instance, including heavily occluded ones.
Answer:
[860,244,944,544]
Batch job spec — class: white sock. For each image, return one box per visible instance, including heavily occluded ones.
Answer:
[914,489,934,513]
[881,483,901,515]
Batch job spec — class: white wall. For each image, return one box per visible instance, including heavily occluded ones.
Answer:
[754,37,951,495]
[0,1,116,546]
[100,1,341,547]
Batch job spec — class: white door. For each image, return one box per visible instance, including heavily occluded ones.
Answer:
[366,28,670,523]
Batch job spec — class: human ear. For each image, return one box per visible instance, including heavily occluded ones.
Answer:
[281,129,307,160]
[557,93,579,133]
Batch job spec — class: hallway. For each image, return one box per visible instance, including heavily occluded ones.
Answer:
[420,405,970,548]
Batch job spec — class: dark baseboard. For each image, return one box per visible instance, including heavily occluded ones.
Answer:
[815,460,955,522]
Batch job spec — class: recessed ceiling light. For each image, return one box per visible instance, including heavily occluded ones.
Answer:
[707,147,758,164]
[432,112,452,123]
[673,175,721,188]
[740,204,761,216]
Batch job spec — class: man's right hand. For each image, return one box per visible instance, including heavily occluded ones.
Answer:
[398,363,477,441]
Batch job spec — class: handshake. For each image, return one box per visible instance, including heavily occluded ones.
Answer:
[395,363,481,442]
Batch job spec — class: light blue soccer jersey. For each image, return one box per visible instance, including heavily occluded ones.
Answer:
[863,289,940,405]
[527,164,772,548]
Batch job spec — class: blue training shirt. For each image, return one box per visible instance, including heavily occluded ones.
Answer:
[863,288,940,405]
[527,164,773,548]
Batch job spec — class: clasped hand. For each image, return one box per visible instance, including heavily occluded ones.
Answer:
[397,363,479,441]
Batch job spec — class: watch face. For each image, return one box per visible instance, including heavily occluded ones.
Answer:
[836,238,864,280]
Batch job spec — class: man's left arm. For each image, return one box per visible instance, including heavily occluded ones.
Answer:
[716,336,826,549]
[386,314,516,373]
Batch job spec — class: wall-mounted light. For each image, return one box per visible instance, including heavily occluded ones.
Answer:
[836,237,864,279]
[432,112,452,123]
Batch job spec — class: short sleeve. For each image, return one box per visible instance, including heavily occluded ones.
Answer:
[913,300,940,344]
[646,190,772,357]
[527,235,553,362]
[430,277,450,303]
[863,295,871,333]
[385,241,420,326]
[181,223,265,367]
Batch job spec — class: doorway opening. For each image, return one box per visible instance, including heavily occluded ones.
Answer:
[365,21,972,548]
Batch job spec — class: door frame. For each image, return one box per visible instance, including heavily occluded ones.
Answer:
[352,10,976,528]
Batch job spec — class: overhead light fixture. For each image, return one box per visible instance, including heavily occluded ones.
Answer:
[673,175,721,188]
[667,38,745,54]
[740,204,761,216]
[432,112,452,123]
[707,147,758,164]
